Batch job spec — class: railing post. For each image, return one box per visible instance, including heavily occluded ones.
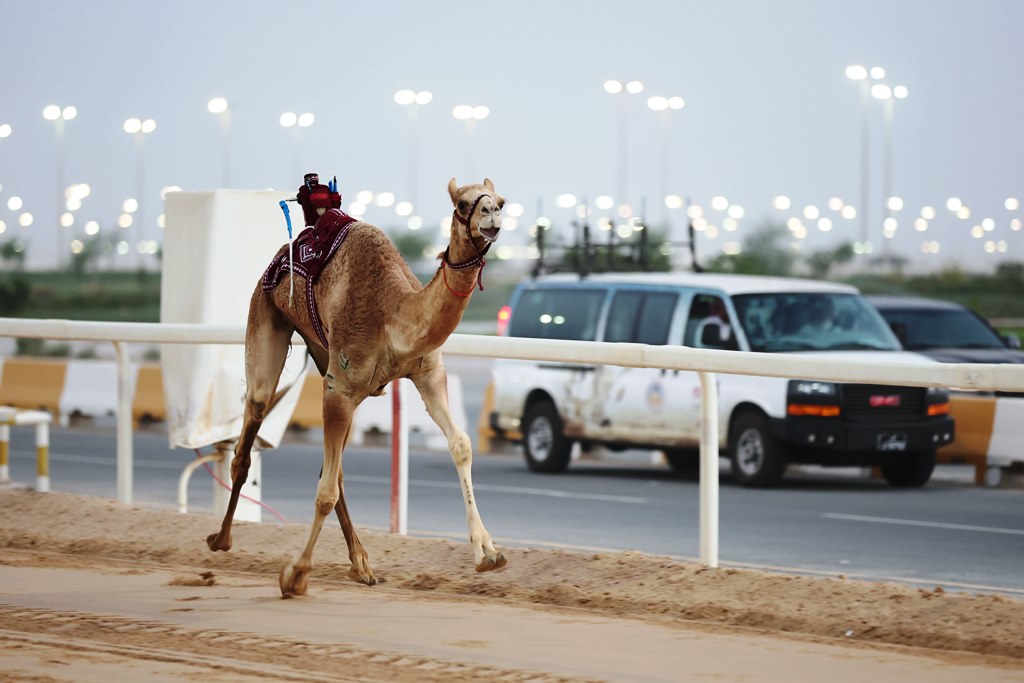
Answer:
[34,419,50,492]
[698,371,719,567]
[113,341,134,505]
[390,379,408,534]
[0,420,9,484]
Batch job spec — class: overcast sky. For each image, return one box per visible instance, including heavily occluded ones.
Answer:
[1,0,1022,271]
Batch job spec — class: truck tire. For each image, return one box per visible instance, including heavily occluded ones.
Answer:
[729,411,787,487]
[880,449,935,487]
[522,402,573,473]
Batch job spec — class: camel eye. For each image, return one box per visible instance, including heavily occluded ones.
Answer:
[457,199,469,214]
[497,197,505,210]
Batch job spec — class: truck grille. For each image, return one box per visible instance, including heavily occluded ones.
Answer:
[841,384,927,422]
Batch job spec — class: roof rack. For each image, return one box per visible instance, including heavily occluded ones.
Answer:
[530,199,701,279]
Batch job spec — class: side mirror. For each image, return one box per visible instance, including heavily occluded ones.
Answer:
[1003,332,1021,350]
[701,323,725,348]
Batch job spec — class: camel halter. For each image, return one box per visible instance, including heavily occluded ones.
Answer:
[441,193,494,296]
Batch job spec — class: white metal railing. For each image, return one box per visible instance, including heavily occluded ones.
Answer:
[2,317,1024,568]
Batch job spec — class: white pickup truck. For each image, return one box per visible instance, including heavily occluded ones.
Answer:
[489,272,954,487]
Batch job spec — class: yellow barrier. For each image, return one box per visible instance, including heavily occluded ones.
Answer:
[290,373,324,429]
[937,395,995,484]
[132,364,166,423]
[476,380,520,453]
[0,358,67,418]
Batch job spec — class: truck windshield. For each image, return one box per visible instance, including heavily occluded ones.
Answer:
[732,292,901,353]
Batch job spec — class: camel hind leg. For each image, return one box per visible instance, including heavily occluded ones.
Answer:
[279,353,355,596]
[328,418,376,585]
[207,291,294,552]
[411,360,506,572]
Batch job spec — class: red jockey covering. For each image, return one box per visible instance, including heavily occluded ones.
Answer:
[261,207,357,348]
[296,172,341,227]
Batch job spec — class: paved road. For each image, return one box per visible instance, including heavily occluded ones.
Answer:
[5,422,1023,596]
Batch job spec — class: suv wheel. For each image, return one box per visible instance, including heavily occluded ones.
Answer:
[880,449,935,487]
[522,402,572,473]
[729,412,787,487]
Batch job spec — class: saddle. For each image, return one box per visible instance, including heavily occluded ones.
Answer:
[261,207,357,348]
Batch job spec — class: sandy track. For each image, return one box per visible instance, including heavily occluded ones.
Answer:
[0,490,1022,681]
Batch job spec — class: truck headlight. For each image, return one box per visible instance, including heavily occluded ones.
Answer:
[788,380,837,396]
[787,380,840,417]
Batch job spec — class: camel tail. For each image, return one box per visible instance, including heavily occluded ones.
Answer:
[265,351,311,417]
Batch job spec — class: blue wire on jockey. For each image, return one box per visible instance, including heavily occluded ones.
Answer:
[278,199,296,307]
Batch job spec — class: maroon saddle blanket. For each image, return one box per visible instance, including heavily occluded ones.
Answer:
[261,208,357,347]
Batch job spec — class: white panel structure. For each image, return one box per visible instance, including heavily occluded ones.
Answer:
[161,190,308,520]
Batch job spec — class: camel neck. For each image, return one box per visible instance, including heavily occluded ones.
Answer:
[389,256,476,358]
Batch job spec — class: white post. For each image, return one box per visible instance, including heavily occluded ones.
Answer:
[390,380,408,535]
[35,421,50,492]
[213,443,230,516]
[698,371,719,567]
[113,341,134,505]
[0,422,9,483]
[238,446,262,522]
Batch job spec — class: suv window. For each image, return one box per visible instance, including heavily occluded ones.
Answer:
[508,288,606,341]
[605,291,678,345]
[880,308,1006,350]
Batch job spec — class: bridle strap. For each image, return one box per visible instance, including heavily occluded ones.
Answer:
[441,260,479,297]
[441,191,493,294]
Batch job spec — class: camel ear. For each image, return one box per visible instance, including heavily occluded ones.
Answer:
[448,177,459,203]
[483,178,495,192]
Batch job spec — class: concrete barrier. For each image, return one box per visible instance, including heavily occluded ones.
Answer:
[935,394,1024,485]
[0,358,67,417]
[59,359,121,426]
[0,356,468,451]
[0,357,166,427]
[132,364,166,423]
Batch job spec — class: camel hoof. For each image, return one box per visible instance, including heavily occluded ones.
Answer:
[279,563,309,597]
[348,566,378,586]
[206,532,231,552]
[475,552,508,573]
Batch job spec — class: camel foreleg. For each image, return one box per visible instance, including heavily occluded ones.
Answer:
[413,366,506,572]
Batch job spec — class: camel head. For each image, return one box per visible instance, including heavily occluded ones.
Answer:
[448,177,505,244]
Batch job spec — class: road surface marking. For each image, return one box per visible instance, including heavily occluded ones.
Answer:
[346,474,648,504]
[824,512,1024,536]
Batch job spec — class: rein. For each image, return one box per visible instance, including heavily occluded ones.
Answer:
[441,193,493,296]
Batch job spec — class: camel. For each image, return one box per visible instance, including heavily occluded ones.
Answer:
[205,177,508,597]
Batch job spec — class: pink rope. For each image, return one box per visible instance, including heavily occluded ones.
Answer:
[194,449,289,524]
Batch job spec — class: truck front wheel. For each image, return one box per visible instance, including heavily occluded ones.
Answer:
[522,402,573,473]
[729,412,787,487]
